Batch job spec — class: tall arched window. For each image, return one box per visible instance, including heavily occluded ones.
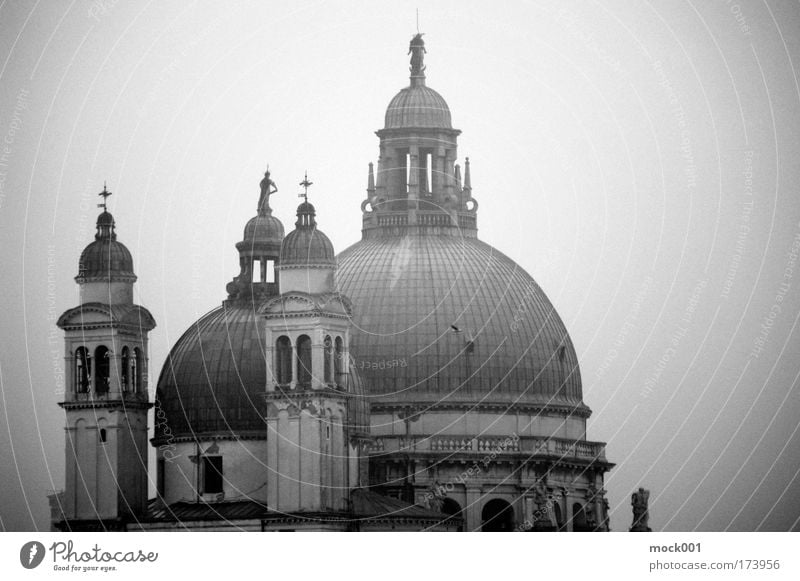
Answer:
[296,335,312,388]
[132,348,143,393]
[276,336,292,385]
[324,335,333,384]
[75,347,91,393]
[120,346,130,392]
[334,336,344,387]
[95,346,110,394]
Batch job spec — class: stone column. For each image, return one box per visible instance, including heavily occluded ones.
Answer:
[465,487,482,531]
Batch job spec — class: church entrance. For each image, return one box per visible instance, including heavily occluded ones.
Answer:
[481,498,515,531]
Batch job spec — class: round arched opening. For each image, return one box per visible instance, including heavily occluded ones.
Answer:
[572,503,591,532]
[481,498,515,532]
[441,498,463,532]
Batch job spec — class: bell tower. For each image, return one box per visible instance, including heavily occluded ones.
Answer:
[261,178,369,514]
[56,186,155,530]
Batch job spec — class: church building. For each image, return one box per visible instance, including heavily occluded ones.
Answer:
[55,34,613,532]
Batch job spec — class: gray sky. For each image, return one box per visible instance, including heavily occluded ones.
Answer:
[1,0,799,531]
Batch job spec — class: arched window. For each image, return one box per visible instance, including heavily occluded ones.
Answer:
[296,335,312,388]
[324,335,333,384]
[481,498,515,532]
[75,347,91,393]
[120,346,130,392]
[572,503,590,532]
[554,501,564,531]
[132,348,143,393]
[95,346,110,394]
[276,336,292,385]
[334,336,344,387]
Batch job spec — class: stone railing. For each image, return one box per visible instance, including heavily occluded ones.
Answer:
[63,390,149,404]
[368,435,605,461]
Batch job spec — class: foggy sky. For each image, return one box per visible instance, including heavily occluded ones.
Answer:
[1,0,799,531]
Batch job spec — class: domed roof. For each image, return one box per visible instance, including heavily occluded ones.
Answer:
[241,212,284,245]
[279,202,336,267]
[155,302,371,439]
[155,304,268,438]
[335,235,585,409]
[384,84,452,129]
[76,211,136,281]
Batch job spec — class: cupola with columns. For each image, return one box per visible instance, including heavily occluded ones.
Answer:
[361,33,478,238]
[226,169,285,302]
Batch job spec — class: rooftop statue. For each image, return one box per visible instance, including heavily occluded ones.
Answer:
[258,169,278,214]
[409,33,426,75]
[630,487,652,532]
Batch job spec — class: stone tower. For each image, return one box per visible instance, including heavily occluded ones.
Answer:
[262,193,369,513]
[56,188,155,530]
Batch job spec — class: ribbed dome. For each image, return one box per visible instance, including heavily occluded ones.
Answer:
[336,235,584,408]
[384,84,452,129]
[155,304,268,438]
[242,212,284,245]
[76,212,136,281]
[155,302,371,439]
[279,202,336,267]
[280,229,335,266]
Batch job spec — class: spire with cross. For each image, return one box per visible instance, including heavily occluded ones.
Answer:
[298,171,313,203]
[97,182,112,212]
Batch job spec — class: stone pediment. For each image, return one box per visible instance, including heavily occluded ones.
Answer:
[57,302,156,331]
[259,292,352,318]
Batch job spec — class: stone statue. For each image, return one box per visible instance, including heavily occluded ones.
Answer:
[601,496,611,531]
[258,170,278,213]
[423,481,444,513]
[630,487,652,532]
[409,33,426,75]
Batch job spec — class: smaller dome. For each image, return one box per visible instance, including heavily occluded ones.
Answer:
[280,228,335,266]
[97,211,114,227]
[76,212,136,281]
[242,213,284,245]
[279,202,336,267]
[385,84,452,129]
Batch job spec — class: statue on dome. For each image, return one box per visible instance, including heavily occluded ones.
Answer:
[630,487,652,532]
[258,169,278,213]
[409,33,426,75]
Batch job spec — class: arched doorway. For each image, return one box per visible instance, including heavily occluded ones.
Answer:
[441,498,463,531]
[481,498,515,532]
[572,502,591,532]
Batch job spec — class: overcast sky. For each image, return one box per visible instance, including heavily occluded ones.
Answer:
[1,0,799,532]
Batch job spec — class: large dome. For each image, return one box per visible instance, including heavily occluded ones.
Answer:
[336,234,585,408]
[155,304,268,439]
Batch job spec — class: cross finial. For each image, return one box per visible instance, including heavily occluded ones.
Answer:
[298,171,313,203]
[97,182,112,211]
